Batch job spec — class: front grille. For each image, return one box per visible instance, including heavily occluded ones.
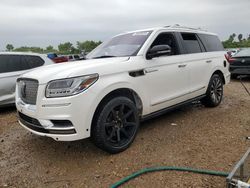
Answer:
[18,78,39,105]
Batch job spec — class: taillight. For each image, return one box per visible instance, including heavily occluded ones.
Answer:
[224,54,235,63]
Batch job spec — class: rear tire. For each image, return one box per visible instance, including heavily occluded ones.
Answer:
[201,74,223,107]
[91,96,139,154]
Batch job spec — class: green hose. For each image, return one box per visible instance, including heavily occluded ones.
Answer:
[110,166,229,188]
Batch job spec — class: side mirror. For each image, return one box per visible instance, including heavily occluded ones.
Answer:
[146,45,172,59]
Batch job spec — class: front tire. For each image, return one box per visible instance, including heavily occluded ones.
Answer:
[91,96,139,154]
[201,74,223,107]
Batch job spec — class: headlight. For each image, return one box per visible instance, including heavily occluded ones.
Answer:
[46,74,98,98]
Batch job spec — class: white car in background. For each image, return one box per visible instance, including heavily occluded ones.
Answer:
[0,52,54,107]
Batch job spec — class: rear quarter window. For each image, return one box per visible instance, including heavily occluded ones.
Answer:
[24,55,45,69]
[197,34,224,52]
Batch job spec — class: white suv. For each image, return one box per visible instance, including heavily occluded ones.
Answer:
[16,26,230,153]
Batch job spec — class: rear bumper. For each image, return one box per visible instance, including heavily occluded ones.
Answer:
[229,65,250,75]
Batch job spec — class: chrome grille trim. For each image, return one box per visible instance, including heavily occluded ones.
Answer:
[17,78,39,105]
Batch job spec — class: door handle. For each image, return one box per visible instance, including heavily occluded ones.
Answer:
[178,64,187,68]
[206,60,212,63]
[144,69,158,74]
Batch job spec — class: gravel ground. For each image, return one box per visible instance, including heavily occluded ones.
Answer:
[0,78,250,188]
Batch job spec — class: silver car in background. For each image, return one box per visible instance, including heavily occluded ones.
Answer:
[0,52,54,107]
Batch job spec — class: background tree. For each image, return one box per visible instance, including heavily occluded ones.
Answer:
[14,46,44,53]
[247,34,250,41]
[238,34,243,42]
[77,40,102,53]
[6,44,14,51]
[222,33,250,48]
[228,33,236,42]
[46,45,54,52]
[58,42,73,54]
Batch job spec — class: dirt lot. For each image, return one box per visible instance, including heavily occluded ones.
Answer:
[1,78,250,188]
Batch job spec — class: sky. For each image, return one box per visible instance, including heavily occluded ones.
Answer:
[0,0,250,50]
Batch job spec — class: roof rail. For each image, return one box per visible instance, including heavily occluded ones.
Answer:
[164,24,206,31]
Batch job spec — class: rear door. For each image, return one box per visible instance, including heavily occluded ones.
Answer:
[177,32,212,97]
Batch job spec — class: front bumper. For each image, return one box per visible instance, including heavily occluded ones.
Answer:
[16,84,98,141]
[18,112,76,135]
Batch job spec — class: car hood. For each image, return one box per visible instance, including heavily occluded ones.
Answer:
[21,57,130,84]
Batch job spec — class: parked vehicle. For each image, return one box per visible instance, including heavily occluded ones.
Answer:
[47,53,68,63]
[0,52,54,107]
[228,48,250,78]
[16,25,230,153]
[68,54,81,61]
[226,49,240,57]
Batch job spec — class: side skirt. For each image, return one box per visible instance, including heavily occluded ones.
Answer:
[141,95,206,122]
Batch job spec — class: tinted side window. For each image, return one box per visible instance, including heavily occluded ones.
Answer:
[150,33,180,55]
[0,55,25,73]
[24,55,44,69]
[181,33,202,54]
[198,34,224,52]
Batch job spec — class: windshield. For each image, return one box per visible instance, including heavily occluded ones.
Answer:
[233,49,250,57]
[87,31,152,59]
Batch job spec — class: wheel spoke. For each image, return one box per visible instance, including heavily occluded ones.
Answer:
[211,93,216,102]
[119,104,124,117]
[107,128,116,141]
[123,110,133,120]
[116,129,121,142]
[111,109,117,119]
[216,83,222,89]
[124,122,136,127]
[216,91,222,97]
[216,79,220,88]
[104,122,115,128]
[211,84,215,90]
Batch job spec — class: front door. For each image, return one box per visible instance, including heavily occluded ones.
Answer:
[143,32,190,113]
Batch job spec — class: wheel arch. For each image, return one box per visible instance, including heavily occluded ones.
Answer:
[212,69,225,84]
[90,87,144,136]
[93,87,143,117]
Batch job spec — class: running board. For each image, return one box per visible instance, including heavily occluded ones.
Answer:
[141,95,206,122]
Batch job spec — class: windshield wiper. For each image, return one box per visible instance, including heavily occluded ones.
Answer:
[92,55,117,59]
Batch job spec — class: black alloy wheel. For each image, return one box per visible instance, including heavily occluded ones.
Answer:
[92,97,139,153]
